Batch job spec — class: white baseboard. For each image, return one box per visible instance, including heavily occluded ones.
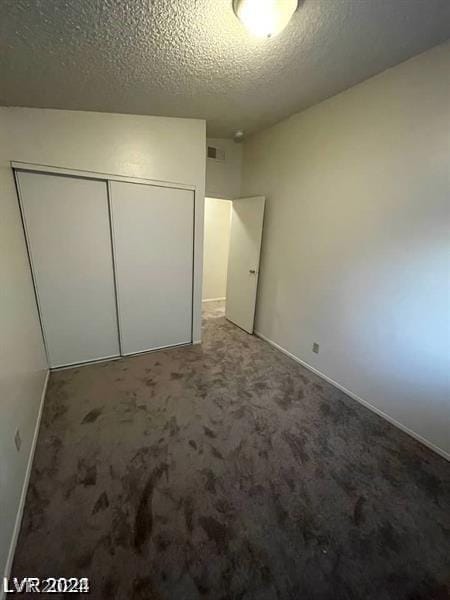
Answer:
[202,297,226,303]
[254,330,449,462]
[2,369,50,598]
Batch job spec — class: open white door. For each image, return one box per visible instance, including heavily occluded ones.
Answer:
[225,196,265,333]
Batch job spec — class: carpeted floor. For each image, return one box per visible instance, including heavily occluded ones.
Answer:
[12,301,450,599]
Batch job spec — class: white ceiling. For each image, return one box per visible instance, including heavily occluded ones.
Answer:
[1,0,449,138]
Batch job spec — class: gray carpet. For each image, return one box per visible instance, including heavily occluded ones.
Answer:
[12,301,450,599]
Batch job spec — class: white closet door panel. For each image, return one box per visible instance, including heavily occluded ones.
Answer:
[110,181,194,355]
[17,172,120,367]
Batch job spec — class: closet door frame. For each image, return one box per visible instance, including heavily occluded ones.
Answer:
[15,171,121,369]
[12,161,197,368]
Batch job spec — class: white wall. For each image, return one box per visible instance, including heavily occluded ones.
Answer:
[206,137,242,199]
[241,42,450,458]
[203,198,231,301]
[0,107,206,582]
[0,114,49,590]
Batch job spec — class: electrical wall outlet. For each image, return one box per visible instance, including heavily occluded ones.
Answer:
[312,342,320,354]
[14,428,22,452]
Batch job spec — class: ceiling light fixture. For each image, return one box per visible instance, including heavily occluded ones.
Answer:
[233,0,298,39]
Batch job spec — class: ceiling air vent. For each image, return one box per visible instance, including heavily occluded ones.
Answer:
[207,145,225,161]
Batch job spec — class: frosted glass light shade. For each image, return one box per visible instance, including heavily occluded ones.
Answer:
[233,0,298,38]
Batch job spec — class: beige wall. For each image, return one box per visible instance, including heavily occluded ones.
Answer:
[203,198,232,301]
[241,42,450,457]
[206,138,242,200]
[0,107,206,582]
[0,112,48,589]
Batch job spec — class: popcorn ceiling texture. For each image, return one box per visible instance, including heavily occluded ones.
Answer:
[1,0,450,137]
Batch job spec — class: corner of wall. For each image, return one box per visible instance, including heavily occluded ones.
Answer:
[1,369,49,597]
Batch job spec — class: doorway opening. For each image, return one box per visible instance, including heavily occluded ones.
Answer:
[202,197,232,321]
[202,195,265,334]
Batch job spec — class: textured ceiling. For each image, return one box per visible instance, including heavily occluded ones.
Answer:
[1,0,449,138]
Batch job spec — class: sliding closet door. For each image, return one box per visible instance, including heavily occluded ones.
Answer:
[17,171,120,368]
[110,181,194,355]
